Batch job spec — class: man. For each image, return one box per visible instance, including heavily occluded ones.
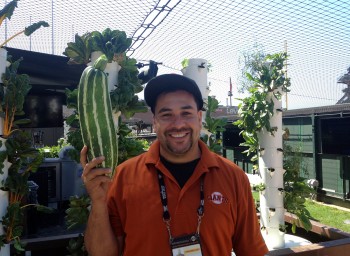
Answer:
[81,74,268,256]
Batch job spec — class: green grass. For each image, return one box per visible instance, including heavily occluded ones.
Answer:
[305,200,350,233]
[252,191,350,233]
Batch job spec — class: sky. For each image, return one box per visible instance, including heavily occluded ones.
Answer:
[1,0,350,110]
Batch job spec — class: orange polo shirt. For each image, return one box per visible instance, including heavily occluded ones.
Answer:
[107,140,268,256]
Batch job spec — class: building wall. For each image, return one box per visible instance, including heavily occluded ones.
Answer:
[282,116,316,179]
[224,108,350,201]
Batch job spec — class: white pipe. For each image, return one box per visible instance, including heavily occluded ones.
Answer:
[0,48,7,137]
[0,48,7,84]
[89,51,121,93]
[181,58,209,99]
[259,89,285,249]
[181,58,209,124]
[0,137,10,256]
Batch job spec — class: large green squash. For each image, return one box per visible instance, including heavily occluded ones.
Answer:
[77,55,118,177]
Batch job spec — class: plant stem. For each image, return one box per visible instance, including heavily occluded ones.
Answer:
[0,15,6,27]
[0,30,24,48]
[20,203,38,209]
[5,214,15,242]
[3,100,17,137]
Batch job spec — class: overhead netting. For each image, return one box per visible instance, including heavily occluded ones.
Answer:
[1,0,349,109]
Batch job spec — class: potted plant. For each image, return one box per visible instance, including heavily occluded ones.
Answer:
[63,29,148,255]
[63,29,146,121]
[0,130,52,254]
[234,52,311,249]
[0,57,54,255]
[0,2,49,255]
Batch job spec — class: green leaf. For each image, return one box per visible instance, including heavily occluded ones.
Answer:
[35,204,55,213]
[245,72,254,81]
[24,21,49,36]
[13,239,25,252]
[0,0,18,22]
[63,33,92,64]
[292,223,296,234]
[13,118,31,125]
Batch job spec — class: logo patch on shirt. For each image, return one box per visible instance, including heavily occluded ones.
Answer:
[208,192,229,205]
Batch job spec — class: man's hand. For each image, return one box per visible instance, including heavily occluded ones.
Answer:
[80,145,112,203]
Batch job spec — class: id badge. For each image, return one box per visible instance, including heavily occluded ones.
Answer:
[171,233,203,256]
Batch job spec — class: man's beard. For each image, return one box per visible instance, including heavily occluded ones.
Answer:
[165,139,193,155]
[164,128,193,155]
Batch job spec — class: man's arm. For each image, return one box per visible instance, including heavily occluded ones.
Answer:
[80,146,123,255]
[84,201,122,255]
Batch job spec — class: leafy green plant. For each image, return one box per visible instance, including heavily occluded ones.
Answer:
[66,234,87,256]
[118,122,149,163]
[38,138,70,158]
[0,56,32,137]
[64,29,149,255]
[181,58,189,69]
[0,130,53,253]
[201,96,227,154]
[90,29,131,63]
[235,52,312,233]
[0,0,49,48]
[237,42,266,93]
[283,143,313,233]
[109,57,146,118]
[65,195,90,231]
[234,52,290,161]
[64,125,148,255]
[62,33,92,65]
[63,28,132,64]
[279,224,287,233]
[253,182,266,193]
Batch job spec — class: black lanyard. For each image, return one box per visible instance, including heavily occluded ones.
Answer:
[157,170,205,241]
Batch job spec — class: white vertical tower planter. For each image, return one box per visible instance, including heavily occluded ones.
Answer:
[0,137,11,256]
[258,88,285,249]
[89,51,121,92]
[0,48,10,256]
[0,48,7,136]
[0,48,7,84]
[89,51,121,127]
[181,58,210,123]
[0,244,10,256]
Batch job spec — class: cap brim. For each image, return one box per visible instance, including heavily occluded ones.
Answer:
[144,74,204,112]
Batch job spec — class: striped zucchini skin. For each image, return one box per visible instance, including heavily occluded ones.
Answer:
[78,64,118,177]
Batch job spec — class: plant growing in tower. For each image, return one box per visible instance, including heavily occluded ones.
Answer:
[0,0,49,48]
[0,56,31,137]
[201,96,227,154]
[235,52,301,249]
[63,29,149,255]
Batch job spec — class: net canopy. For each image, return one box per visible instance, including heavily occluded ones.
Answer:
[1,0,349,109]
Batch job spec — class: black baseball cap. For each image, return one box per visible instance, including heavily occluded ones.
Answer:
[144,74,204,113]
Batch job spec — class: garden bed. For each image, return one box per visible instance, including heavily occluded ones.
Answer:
[267,212,350,255]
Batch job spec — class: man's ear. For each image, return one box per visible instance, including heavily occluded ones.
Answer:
[198,110,203,123]
[152,116,157,132]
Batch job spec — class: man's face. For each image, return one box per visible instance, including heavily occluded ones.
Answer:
[153,90,202,162]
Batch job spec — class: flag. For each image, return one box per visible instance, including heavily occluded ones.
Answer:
[228,77,233,97]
